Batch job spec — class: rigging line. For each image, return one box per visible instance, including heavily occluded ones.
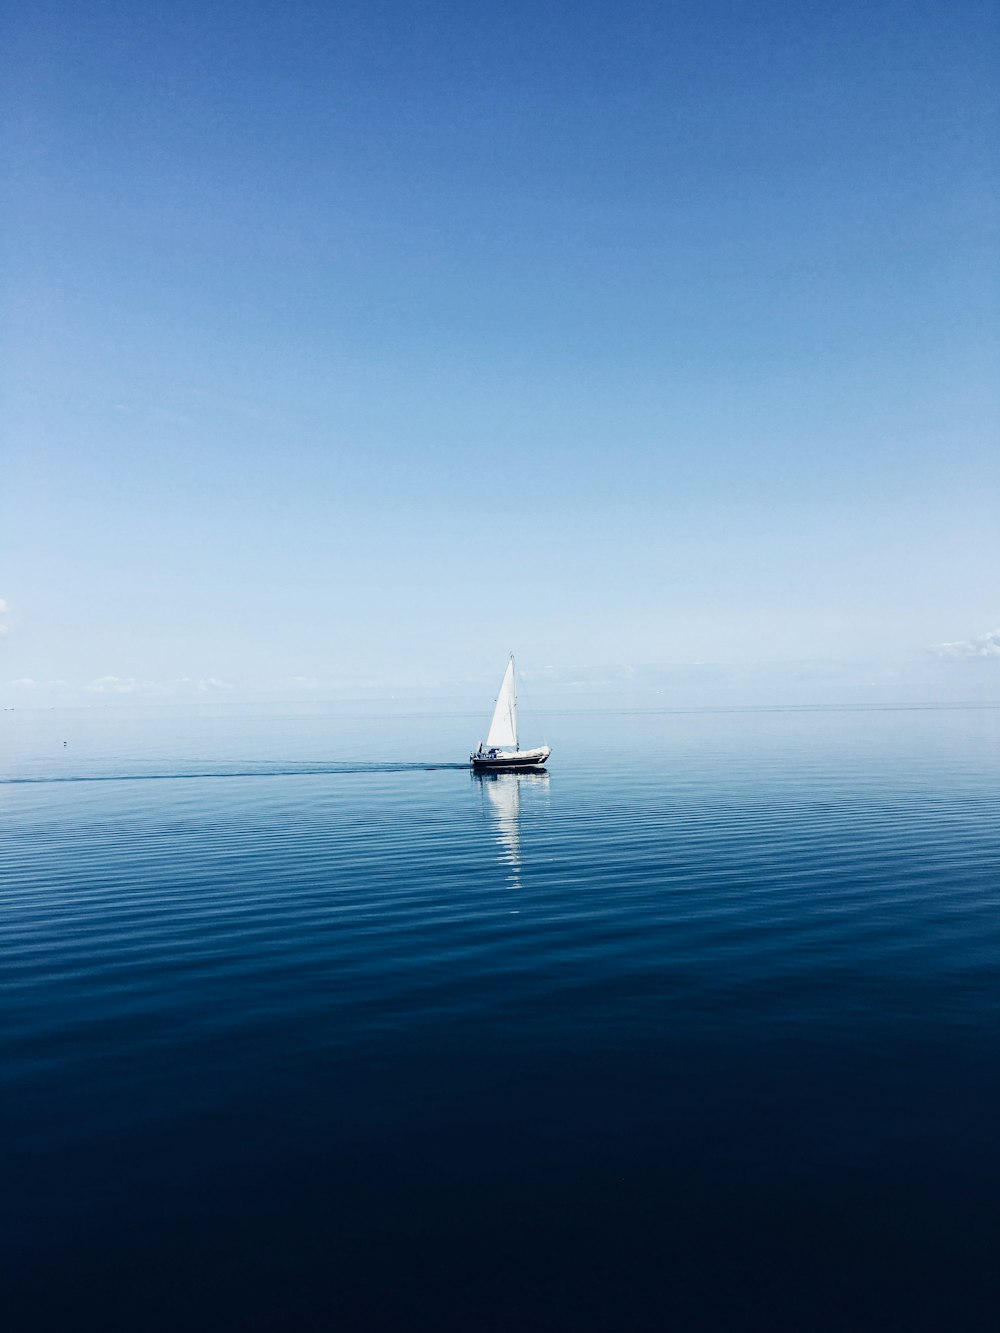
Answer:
[515,656,547,748]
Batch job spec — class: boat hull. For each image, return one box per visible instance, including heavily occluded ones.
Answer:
[470,746,550,771]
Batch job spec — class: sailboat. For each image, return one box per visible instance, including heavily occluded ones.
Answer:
[471,656,551,771]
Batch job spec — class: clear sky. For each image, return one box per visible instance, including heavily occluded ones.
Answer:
[3,1,998,705]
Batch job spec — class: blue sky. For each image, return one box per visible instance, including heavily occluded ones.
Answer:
[3,1,997,704]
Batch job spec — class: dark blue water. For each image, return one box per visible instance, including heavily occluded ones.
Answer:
[3,705,999,1330]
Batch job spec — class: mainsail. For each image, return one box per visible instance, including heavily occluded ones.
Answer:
[485,656,518,749]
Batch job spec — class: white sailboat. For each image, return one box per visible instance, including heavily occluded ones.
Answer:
[471,656,551,770]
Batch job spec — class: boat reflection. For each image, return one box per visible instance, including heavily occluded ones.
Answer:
[473,769,550,890]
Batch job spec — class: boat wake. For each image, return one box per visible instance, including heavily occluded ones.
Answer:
[1,762,472,786]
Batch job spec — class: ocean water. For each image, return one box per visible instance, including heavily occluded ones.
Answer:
[3,703,999,1331]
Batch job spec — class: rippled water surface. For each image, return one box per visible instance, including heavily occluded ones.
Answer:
[3,704,999,1330]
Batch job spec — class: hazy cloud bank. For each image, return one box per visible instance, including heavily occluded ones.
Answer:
[85,675,233,696]
[930,629,1000,660]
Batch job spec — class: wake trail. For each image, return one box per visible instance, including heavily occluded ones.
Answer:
[1,763,472,786]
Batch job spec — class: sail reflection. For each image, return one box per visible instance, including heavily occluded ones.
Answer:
[474,770,550,889]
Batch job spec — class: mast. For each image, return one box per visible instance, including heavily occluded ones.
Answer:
[511,653,518,750]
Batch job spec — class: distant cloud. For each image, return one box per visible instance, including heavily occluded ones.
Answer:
[86,674,233,695]
[289,675,321,690]
[0,596,8,635]
[0,625,8,637]
[150,407,191,427]
[113,402,190,426]
[176,676,233,692]
[87,675,148,693]
[11,677,36,688]
[930,628,1000,660]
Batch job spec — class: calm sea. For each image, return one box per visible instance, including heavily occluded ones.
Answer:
[3,703,999,1330]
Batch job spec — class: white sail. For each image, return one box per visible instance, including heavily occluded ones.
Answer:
[485,656,518,749]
